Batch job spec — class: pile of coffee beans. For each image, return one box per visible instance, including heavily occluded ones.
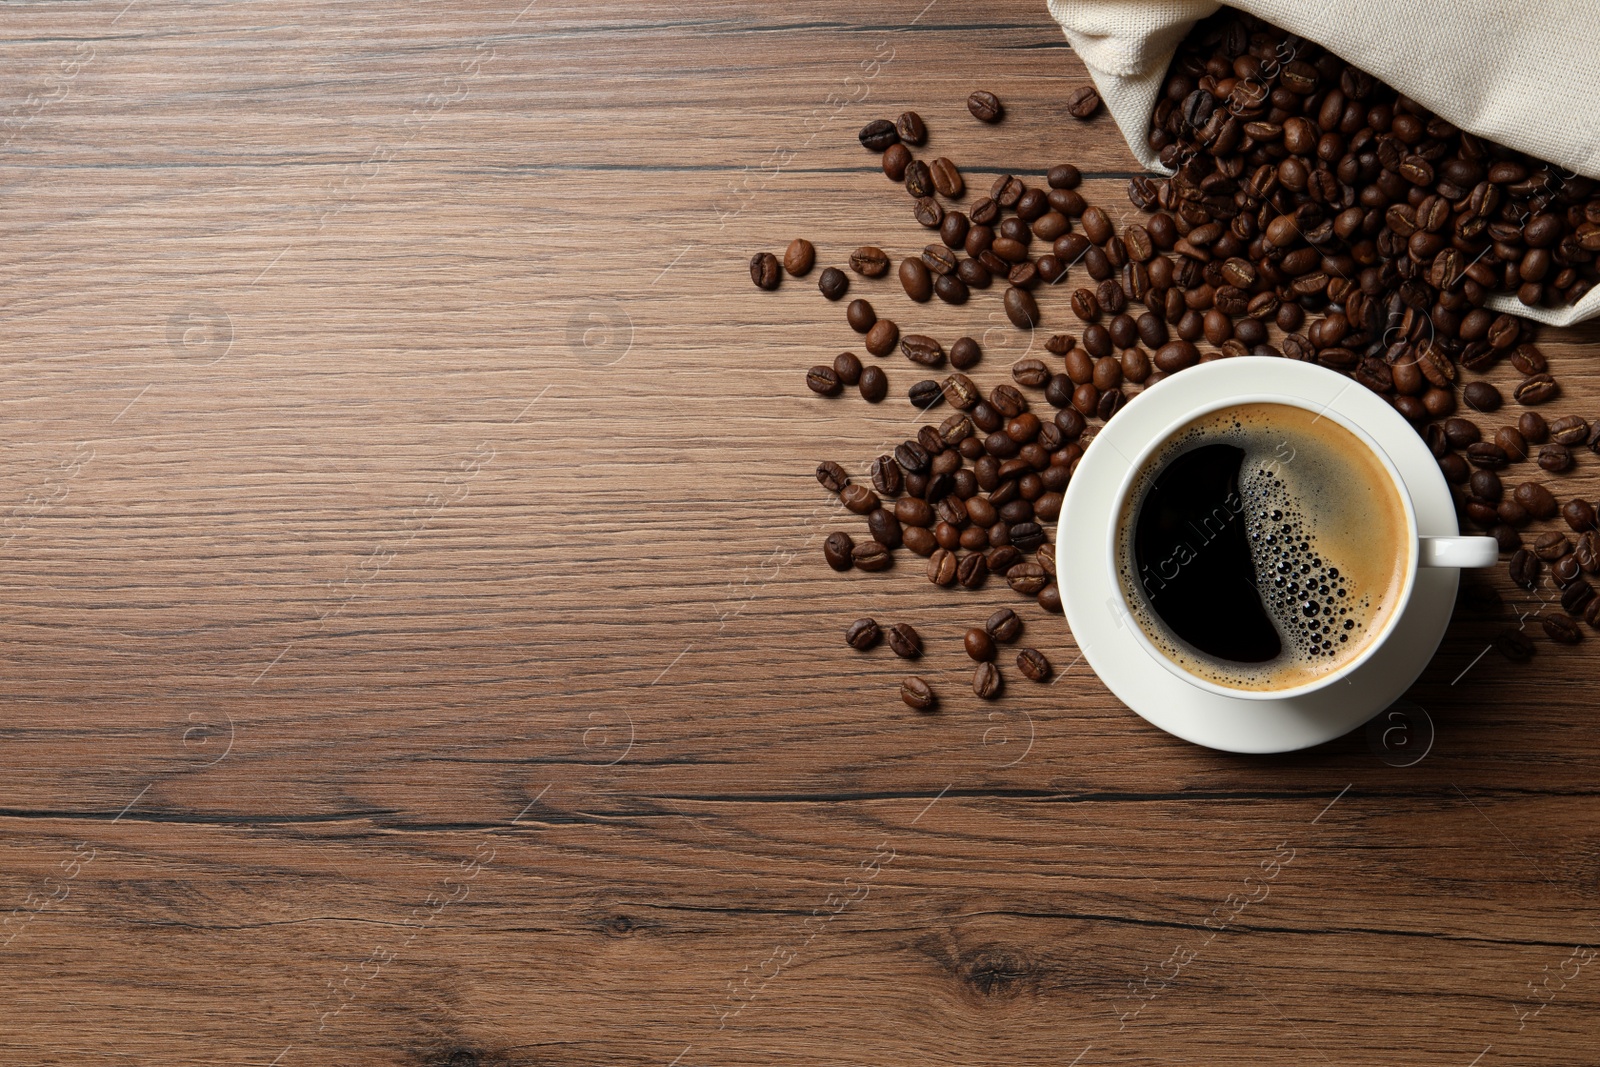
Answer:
[749,10,1600,703]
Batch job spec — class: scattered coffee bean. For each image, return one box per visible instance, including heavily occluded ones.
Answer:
[1016,647,1051,681]
[896,111,927,146]
[967,90,1003,123]
[1066,85,1101,119]
[1543,613,1582,645]
[833,351,863,386]
[986,607,1022,642]
[909,379,944,410]
[1462,381,1503,413]
[845,617,881,650]
[1539,444,1573,473]
[847,298,876,333]
[1494,627,1536,663]
[887,623,922,659]
[849,246,890,277]
[807,365,842,396]
[784,239,815,277]
[905,159,934,199]
[900,676,936,710]
[930,157,964,198]
[965,627,995,661]
[1562,580,1593,614]
[859,365,888,403]
[851,539,891,571]
[750,252,781,290]
[899,257,933,302]
[882,143,912,181]
[1510,548,1541,590]
[816,460,849,493]
[859,118,898,151]
[1004,286,1040,328]
[973,660,1003,699]
[840,484,879,514]
[823,531,854,572]
[819,267,849,300]
[1566,499,1598,533]
[865,319,899,356]
[1534,532,1571,562]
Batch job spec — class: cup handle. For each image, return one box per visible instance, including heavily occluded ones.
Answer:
[1419,535,1499,569]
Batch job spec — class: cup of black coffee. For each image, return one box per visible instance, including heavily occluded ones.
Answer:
[1109,396,1497,698]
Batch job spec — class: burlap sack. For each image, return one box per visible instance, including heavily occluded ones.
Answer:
[1045,0,1600,326]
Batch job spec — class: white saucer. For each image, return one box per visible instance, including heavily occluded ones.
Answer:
[1055,357,1460,754]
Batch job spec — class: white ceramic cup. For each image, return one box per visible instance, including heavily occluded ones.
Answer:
[1106,391,1498,701]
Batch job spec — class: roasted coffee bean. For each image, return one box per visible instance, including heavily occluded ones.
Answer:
[1539,444,1573,472]
[1519,413,1549,443]
[868,508,902,549]
[1442,418,1480,449]
[1543,613,1582,645]
[912,196,944,229]
[859,118,899,151]
[904,159,934,199]
[967,90,1004,123]
[1534,532,1571,562]
[816,460,849,493]
[1048,163,1082,189]
[1470,470,1503,502]
[1565,499,1598,532]
[1550,415,1591,446]
[893,255,933,300]
[921,244,958,277]
[1491,524,1522,553]
[845,617,881,650]
[850,246,890,277]
[1562,580,1594,614]
[989,384,1028,419]
[859,365,888,403]
[823,531,854,571]
[1010,522,1045,552]
[986,607,1022,642]
[851,540,892,571]
[957,551,988,589]
[1495,427,1528,461]
[964,627,996,662]
[1463,381,1502,412]
[900,676,936,710]
[1154,340,1200,373]
[1004,286,1040,329]
[900,334,944,367]
[903,525,936,555]
[750,252,781,290]
[869,455,902,496]
[1494,627,1536,662]
[832,351,862,386]
[896,110,927,145]
[887,623,923,659]
[934,273,969,305]
[882,142,912,181]
[847,298,876,333]
[936,335,978,370]
[807,365,842,396]
[1555,553,1583,586]
[818,267,849,301]
[1016,647,1051,681]
[972,660,1003,699]
[1066,85,1101,119]
[865,319,899,357]
[929,157,964,198]
[840,484,880,514]
[909,377,944,410]
[927,547,958,586]
[1037,583,1062,614]
[1510,548,1541,590]
[940,211,971,251]
[1007,561,1048,595]
[1514,481,1559,519]
[1515,374,1560,405]
[1578,530,1600,572]
[779,241,813,279]
[1011,358,1051,388]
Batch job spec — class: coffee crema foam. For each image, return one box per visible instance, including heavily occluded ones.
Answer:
[1116,402,1410,692]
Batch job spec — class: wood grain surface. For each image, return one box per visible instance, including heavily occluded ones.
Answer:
[2,2,1599,1064]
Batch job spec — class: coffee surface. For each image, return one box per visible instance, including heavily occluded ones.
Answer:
[1117,402,1410,691]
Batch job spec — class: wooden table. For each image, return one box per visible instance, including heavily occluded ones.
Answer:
[2,2,1598,1064]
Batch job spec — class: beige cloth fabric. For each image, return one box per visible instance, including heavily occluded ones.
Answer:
[1045,0,1600,326]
